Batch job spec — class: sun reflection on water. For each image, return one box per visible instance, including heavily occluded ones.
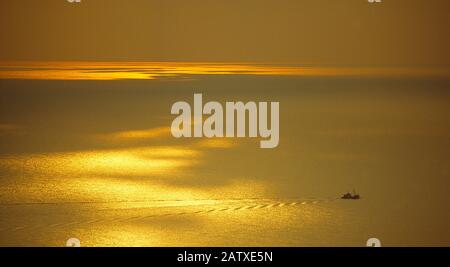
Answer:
[1,146,200,178]
[1,61,448,80]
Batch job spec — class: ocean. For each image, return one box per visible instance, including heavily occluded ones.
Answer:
[0,72,449,246]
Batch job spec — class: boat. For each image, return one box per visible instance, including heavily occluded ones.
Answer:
[341,191,360,200]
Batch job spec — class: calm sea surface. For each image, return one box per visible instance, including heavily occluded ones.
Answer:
[0,74,449,246]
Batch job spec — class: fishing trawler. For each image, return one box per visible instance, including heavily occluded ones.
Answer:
[341,190,360,200]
